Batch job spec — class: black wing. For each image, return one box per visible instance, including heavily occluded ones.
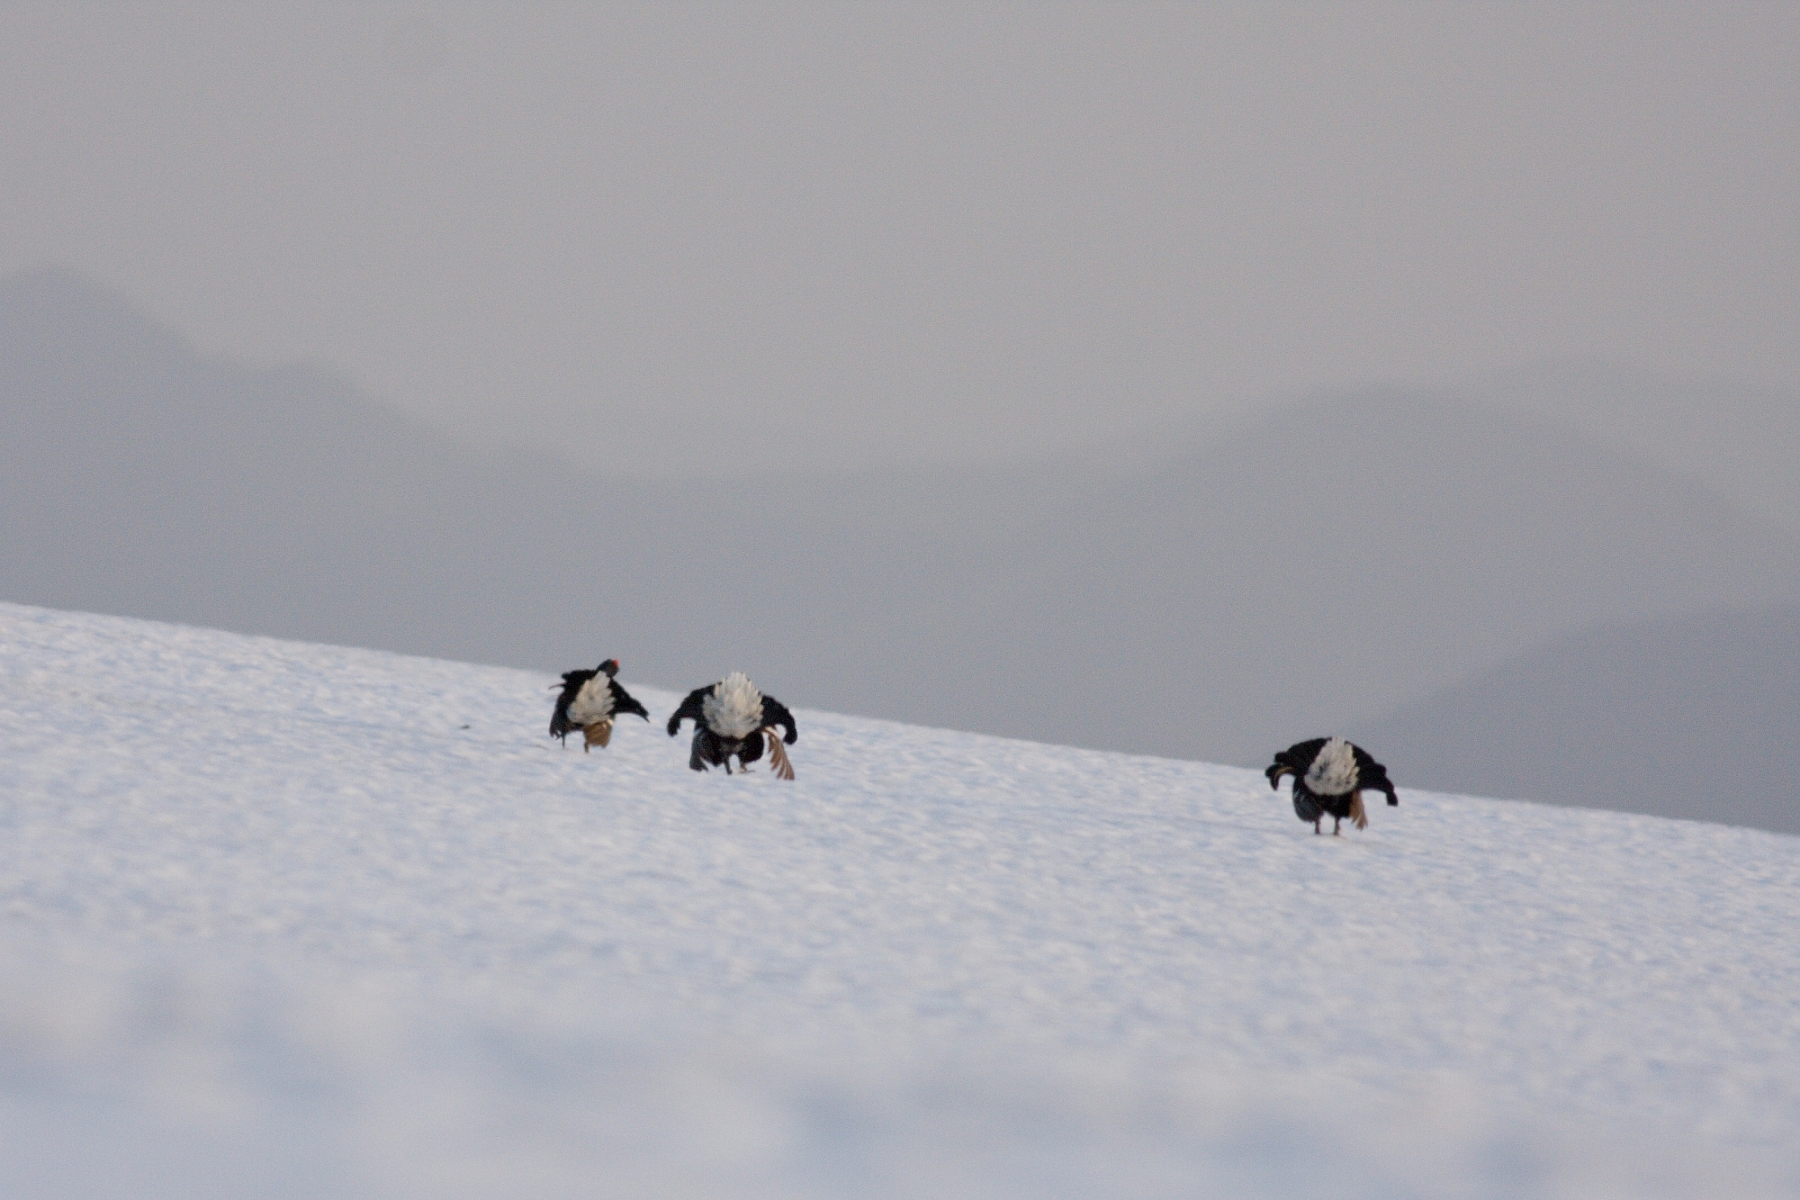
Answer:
[667,685,714,737]
[1266,738,1326,788]
[608,678,651,721]
[550,668,599,741]
[1283,738,1328,766]
[1351,742,1399,805]
[759,695,798,744]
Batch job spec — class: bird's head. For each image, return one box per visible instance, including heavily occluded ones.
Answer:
[1265,759,1294,790]
[599,659,620,677]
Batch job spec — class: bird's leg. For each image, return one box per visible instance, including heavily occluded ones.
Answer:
[1333,817,1342,836]
[1314,819,1322,835]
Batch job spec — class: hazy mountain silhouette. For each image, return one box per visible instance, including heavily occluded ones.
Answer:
[7,269,1800,820]
[1348,606,1800,834]
[1477,364,1800,532]
[922,392,1800,767]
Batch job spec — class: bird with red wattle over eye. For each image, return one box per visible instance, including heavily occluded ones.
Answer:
[549,659,651,751]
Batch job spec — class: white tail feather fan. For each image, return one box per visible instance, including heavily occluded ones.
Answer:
[567,676,616,727]
[1305,737,1360,797]
[703,672,765,739]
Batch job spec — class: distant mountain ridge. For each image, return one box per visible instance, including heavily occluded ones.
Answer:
[6,268,1800,831]
[1475,363,1800,532]
[1349,606,1800,834]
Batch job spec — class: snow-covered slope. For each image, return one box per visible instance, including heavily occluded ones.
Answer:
[2,602,1796,1198]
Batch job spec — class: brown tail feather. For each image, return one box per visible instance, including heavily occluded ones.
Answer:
[583,719,613,750]
[764,728,795,780]
[1349,791,1368,830]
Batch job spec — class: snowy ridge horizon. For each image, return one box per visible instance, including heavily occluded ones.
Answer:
[2,601,1797,1198]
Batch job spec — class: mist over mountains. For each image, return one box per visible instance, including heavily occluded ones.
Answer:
[1474,365,1800,534]
[5,269,1797,832]
[1351,606,1800,834]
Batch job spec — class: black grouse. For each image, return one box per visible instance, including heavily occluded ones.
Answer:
[549,659,650,750]
[666,672,799,778]
[1265,737,1398,835]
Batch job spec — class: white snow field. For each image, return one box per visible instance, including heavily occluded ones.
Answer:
[2,602,1797,1199]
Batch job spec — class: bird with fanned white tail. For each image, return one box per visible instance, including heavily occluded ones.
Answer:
[549,658,651,750]
[667,672,799,778]
[1265,737,1399,834]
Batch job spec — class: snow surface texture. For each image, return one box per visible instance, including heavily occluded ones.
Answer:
[1,602,1797,1199]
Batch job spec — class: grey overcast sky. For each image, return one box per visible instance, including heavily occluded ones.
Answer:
[3,4,1796,476]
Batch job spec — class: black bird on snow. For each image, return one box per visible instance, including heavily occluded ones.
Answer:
[666,672,798,778]
[1265,737,1398,835]
[549,659,650,750]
